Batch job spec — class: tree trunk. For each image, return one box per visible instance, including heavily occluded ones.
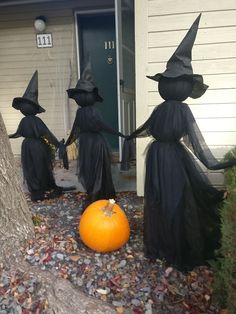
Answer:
[0,113,34,263]
[12,259,116,314]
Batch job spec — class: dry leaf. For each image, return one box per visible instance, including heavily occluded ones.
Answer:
[69,255,80,262]
[116,307,124,313]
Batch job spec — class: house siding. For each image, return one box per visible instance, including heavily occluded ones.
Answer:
[135,0,236,195]
[0,0,113,155]
[0,4,74,155]
[1,0,236,194]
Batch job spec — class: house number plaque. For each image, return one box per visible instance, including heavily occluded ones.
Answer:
[36,33,53,48]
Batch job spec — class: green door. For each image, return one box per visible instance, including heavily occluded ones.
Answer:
[77,14,119,151]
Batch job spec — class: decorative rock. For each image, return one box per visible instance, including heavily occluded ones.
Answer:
[56,253,64,261]
[131,299,140,306]
[86,279,94,289]
[3,191,218,314]
[112,301,124,307]
[0,275,9,287]
[15,305,23,314]
[76,277,83,287]
[191,282,199,290]
[118,260,127,268]
[140,287,151,293]
[17,285,26,294]
[145,303,153,312]
[27,248,34,255]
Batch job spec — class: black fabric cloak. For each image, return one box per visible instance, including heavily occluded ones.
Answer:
[9,115,63,195]
[122,99,236,270]
[66,105,125,205]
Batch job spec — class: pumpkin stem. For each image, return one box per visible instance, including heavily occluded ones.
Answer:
[103,199,115,216]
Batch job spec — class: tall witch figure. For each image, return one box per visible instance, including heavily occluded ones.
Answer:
[65,61,125,209]
[122,14,236,270]
[9,71,67,202]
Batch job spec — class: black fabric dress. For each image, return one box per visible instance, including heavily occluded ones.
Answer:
[123,98,236,270]
[66,105,125,206]
[9,115,62,198]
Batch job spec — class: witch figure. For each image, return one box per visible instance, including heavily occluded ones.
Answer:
[65,60,125,209]
[122,14,236,270]
[9,71,67,202]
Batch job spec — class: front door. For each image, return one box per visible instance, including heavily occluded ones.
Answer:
[77,13,119,151]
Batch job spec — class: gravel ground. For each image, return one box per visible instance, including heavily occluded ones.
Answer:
[0,191,221,314]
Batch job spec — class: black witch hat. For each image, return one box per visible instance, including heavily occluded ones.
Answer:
[67,60,103,102]
[12,71,45,113]
[147,14,208,99]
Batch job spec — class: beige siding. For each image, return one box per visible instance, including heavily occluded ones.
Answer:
[0,0,113,155]
[135,0,236,195]
[0,3,76,155]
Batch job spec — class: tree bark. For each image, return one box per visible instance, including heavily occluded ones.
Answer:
[13,259,116,314]
[0,113,34,263]
[0,114,116,312]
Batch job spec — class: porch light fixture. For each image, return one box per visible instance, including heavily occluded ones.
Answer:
[34,16,46,32]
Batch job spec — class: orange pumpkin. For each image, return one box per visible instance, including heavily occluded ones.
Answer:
[79,199,130,253]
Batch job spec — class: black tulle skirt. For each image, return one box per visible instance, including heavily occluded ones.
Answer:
[78,132,115,204]
[143,140,223,270]
[21,138,56,193]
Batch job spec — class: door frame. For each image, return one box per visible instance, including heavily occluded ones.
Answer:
[74,7,123,159]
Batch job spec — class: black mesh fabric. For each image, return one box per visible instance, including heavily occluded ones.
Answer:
[66,105,125,206]
[121,86,236,269]
[9,115,61,193]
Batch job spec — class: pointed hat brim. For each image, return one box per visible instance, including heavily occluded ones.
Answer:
[67,88,104,102]
[146,73,208,99]
[12,97,45,113]
[67,59,103,102]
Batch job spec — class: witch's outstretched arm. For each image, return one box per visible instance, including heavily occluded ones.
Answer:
[65,115,80,147]
[120,117,152,171]
[8,131,21,138]
[43,129,61,148]
[8,120,22,138]
[97,119,126,138]
[127,119,151,140]
[184,104,236,170]
[98,105,153,139]
[8,121,22,138]
[36,119,68,169]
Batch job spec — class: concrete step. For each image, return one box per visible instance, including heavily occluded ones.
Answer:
[17,159,136,193]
